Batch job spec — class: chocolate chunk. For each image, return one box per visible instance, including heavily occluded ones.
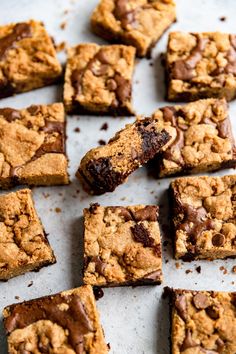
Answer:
[114,0,137,28]
[93,287,104,300]
[100,122,108,131]
[133,206,158,222]
[0,23,32,60]
[142,270,162,282]
[216,338,225,352]
[27,105,40,115]
[95,49,111,64]
[118,207,133,221]
[41,120,64,134]
[4,293,93,353]
[92,256,107,275]
[212,233,225,247]
[217,119,232,139]
[193,293,210,309]
[175,294,187,321]
[114,74,131,103]
[181,329,198,350]
[106,78,117,91]
[161,106,177,126]
[131,223,155,247]
[206,305,220,319]
[0,108,21,122]
[71,69,83,95]
[89,203,100,214]
[91,63,109,76]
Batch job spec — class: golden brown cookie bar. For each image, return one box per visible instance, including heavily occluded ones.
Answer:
[170,175,236,261]
[0,20,62,98]
[166,32,236,101]
[153,98,236,177]
[168,288,236,354]
[83,204,162,286]
[0,103,69,189]
[64,43,135,115]
[76,116,175,194]
[3,285,109,353]
[91,0,176,58]
[0,189,56,280]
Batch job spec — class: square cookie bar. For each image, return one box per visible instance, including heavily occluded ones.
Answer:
[166,32,236,101]
[169,288,236,354]
[0,189,55,280]
[91,0,176,57]
[153,98,236,177]
[3,285,109,353]
[64,43,135,115]
[170,175,236,261]
[83,204,162,286]
[0,103,69,189]
[77,116,175,194]
[0,20,62,98]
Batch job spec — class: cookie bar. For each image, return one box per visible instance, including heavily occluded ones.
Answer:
[0,20,62,98]
[91,0,176,58]
[0,103,69,189]
[169,288,236,354]
[3,285,109,353]
[76,116,175,194]
[153,98,236,177]
[0,189,56,280]
[170,175,236,261]
[83,203,162,286]
[166,31,236,101]
[64,43,135,115]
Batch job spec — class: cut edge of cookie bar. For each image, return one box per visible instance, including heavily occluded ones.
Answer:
[0,102,69,189]
[169,175,236,261]
[3,285,109,353]
[0,188,56,281]
[63,43,136,115]
[82,203,163,287]
[90,0,176,58]
[166,31,236,102]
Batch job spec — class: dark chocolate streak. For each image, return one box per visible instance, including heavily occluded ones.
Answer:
[131,223,155,247]
[0,22,32,60]
[4,294,93,354]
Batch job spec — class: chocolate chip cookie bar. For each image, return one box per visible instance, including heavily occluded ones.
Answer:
[0,189,56,280]
[170,175,236,261]
[154,98,236,177]
[91,0,176,58]
[64,43,135,115]
[3,285,109,353]
[83,204,162,286]
[169,288,236,354]
[0,20,62,98]
[166,32,236,101]
[0,103,69,189]
[77,116,175,194]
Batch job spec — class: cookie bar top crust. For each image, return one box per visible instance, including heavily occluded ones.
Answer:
[0,189,55,280]
[169,288,236,354]
[3,285,109,354]
[64,43,136,115]
[153,98,236,177]
[0,103,69,189]
[170,175,236,261]
[77,116,175,194]
[91,0,176,57]
[83,204,162,286]
[167,32,236,101]
[0,20,62,98]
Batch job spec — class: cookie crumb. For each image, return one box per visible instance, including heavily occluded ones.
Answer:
[100,122,108,131]
[55,207,62,213]
[55,41,66,52]
[219,266,227,274]
[60,21,67,30]
[185,269,192,274]
[232,265,236,273]
[15,296,20,300]
[175,262,181,269]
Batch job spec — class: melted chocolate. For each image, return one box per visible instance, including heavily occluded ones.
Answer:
[0,108,21,122]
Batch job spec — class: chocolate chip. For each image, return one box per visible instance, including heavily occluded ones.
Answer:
[92,256,107,275]
[193,293,210,309]
[181,329,198,350]
[114,74,131,103]
[71,69,83,95]
[161,106,177,125]
[133,206,158,222]
[93,287,104,300]
[27,105,40,115]
[175,294,187,321]
[206,305,220,319]
[98,139,106,146]
[131,223,155,247]
[95,49,111,64]
[212,233,225,247]
[89,203,100,213]
[0,108,21,122]
[114,0,137,28]
[196,266,201,273]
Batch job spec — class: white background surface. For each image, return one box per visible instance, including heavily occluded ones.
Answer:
[0,1,236,353]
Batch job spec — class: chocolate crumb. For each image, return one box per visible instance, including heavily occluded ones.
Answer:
[98,139,106,146]
[14,296,20,300]
[93,287,104,300]
[219,266,227,274]
[55,207,61,213]
[74,127,80,133]
[196,266,201,274]
[28,281,33,287]
[175,262,181,269]
[60,21,67,29]
[219,16,226,21]
[232,266,236,273]
[185,269,192,274]
[100,122,108,131]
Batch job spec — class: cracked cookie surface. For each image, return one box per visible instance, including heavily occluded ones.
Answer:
[0,189,55,280]
[64,43,135,115]
[3,285,109,354]
[170,175,236,260]
[91,0,176,57]
[83,204,162,286]
[0,102,69,189]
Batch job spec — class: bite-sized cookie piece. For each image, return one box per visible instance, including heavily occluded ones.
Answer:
[64,43,135,115]
[168,288,236,354]
[153,98,236,177]
[170,175,236,261]
[0,103,69,189]
[91,0,176,58]
[83,203,162,286]
[0,20,62,98]
[166,31,236,101]
[3,285,109,353]
[77,116,175,194]
[0,189,55,280]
